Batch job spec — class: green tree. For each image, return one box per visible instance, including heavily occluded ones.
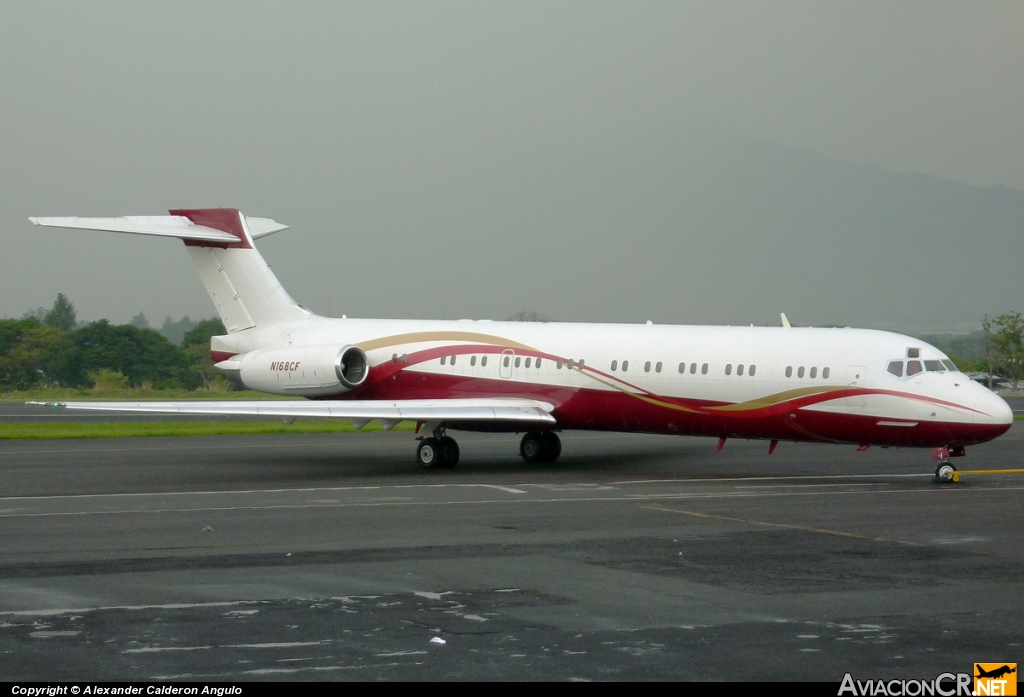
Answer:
[43,293,77,331]
[182,318,228,388]
[129,312,150,329]
[983,312,1024,391]
[181,318,226,347]
[41,320,196,389]
[0,318,61,390]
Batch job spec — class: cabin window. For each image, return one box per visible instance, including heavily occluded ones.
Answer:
[622,360,629,372]
[525,357,532,368]
[568,359,575,369]
[557,359,563,369]
[725,364,732,375]
[798,367,805,378]
[907,348,920,358]
[450,356,456,365]
[691,363,698,374]
[503,356,510,368]
[536,358,542,368]
[578,359,585,369]
[737,364,744,376]
[907,360,923,376]
[656,361,662,373]
[392,353,398,364]
[515,357,521,368]
[481,356,487,367]
[749,365,756,376]
[678,362,684,373]
[401,354,408,364]
[785,366,793,378]
[810,367,817,378]
[470,356,477,367]
[612,360,618,372]
[701,363,708,374]
[823,367,830,379]
[440,356,447,365]
[644,361,651,373]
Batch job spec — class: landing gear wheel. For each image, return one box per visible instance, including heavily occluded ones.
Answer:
[934,462,957,484]
[520,431,545,463]
[417,438,442,469]
[541,431,561,462]
[440,436,460,469]
[521,431,561,463]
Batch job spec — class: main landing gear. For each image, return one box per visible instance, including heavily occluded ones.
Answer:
[415,428,562,469]
[417,432,459,469]
[520,430,561,464]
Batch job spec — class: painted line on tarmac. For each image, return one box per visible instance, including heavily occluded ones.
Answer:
[0,483,530,502]
[3,485,1023,519]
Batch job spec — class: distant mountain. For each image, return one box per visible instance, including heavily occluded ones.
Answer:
[318,126,1024,333]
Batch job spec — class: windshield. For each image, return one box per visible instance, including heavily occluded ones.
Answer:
[886,352,959,379]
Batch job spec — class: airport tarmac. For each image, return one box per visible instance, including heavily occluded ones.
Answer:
[0,403,1022,681]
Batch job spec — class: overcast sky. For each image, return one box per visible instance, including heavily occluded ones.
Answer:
[2,2,1022,332]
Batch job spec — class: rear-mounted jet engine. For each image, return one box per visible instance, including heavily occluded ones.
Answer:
[216,345,368,397]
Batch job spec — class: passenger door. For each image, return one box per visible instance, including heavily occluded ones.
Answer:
[500,349,514,379]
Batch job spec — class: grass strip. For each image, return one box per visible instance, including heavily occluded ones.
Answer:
[1,389,288,402]
[0,420,415,440]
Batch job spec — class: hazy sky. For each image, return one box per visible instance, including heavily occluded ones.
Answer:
[2,2,1022,332]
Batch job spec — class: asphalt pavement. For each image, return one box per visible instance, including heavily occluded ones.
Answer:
[0,402,1022,681]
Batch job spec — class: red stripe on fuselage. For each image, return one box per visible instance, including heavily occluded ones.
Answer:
[318,356,1008,447]
[309,345,1007,448]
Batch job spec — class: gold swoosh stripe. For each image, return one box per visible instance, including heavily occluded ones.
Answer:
[358,331,537,353]
[706,386,850,411]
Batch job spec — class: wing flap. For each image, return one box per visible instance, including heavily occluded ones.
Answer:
[27,398,557,425]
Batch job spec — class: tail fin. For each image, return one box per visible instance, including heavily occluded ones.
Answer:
[29,208,312,332]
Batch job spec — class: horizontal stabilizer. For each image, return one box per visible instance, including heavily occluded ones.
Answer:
[29,215,288,243]
[27,398,557,425]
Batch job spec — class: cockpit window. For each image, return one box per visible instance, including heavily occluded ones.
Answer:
[941,359,957,372]
[907,348,920,358]
[924,360,945,372]
[906,360,923,376]
[887,361,903,377]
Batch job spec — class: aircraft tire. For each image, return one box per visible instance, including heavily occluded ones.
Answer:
[934,462,956,483]
[417,438,443,469]
[440,436,459,469]
[541,431,561,462]
[520,432,545,463]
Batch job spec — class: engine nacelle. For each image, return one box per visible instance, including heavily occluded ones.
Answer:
[217,345,369,397]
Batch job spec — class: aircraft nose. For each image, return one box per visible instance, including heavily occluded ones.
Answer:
[974,390,1014,425]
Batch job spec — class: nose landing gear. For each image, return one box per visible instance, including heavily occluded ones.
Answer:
[934,462,957,484]
[932,445,965,484]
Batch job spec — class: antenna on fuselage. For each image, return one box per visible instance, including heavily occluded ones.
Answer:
[780,313,791,328]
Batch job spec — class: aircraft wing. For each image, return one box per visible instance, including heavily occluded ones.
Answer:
[27,398,556,428]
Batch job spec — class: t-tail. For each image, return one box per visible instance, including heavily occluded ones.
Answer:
[29,208,312,332]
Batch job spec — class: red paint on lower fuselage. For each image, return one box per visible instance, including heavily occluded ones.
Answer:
[321,368,1009,448]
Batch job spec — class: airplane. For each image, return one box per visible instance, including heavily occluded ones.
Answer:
[28,208,1014,480]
